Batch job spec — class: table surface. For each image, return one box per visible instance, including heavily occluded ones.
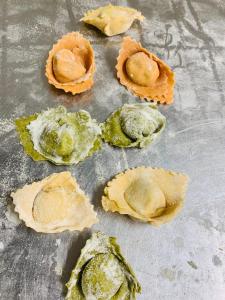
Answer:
[0,0,225,299]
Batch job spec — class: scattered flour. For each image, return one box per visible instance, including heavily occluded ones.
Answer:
[53,238,66,276]
[0,118,28,199]
[55,239,61,247]
[121,148,129,169]
[55,264,63,276]
[0,118,15,133]
[0,242,4,250]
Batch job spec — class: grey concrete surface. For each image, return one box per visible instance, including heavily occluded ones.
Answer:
[0,0,225,299]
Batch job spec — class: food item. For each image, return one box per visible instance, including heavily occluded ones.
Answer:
[66,231,141,299]
[116,37,175,104]
[15,114,45,161]
[15,106,101,165]
[81,4,144,36]
[53,49,86,83]
[102,167,189,226]
[11,172,98,233]
[45,32,95,94]
[101,103,166,148]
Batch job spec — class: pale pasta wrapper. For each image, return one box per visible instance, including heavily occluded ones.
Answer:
[102,167,188,226]
[11,172,98,233]
[81,4,144,36]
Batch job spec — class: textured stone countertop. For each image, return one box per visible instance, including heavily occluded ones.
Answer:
[0,0,225,299]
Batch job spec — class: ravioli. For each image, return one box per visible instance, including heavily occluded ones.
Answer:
[66,231,141,299]
[81,4,144,36]
[101,103,166,148]
[15,106,101,165]
[116,37,175,104]
[45,32,95,94]
[11,172,98,233]
[102,167,189,226]
[15,114,45,161]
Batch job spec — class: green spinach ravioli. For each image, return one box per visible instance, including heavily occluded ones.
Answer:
[66,231,141,300]
[101,103,166,148]
[15,106,101,165]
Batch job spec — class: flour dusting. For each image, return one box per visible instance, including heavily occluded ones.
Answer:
[53,237,67,277]
[0,118,15,134]
[5,203,22,226]
[0,242,4,250]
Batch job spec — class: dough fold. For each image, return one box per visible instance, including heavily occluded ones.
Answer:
[45,32,95,95]
[11,172,98,233]
[102,167,189,226]
[116,37,175,104]
[81,4,144,36]
[66,231,141,299]
[101,103,166,148]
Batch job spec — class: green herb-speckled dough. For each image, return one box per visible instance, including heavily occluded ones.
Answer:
[15,114,45,161]
[82,253,124,299]
[15,106,101,165]
[66,232,141,300]
[101,103,166,148]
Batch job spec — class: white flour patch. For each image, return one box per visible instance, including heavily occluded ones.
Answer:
[0,118,15,134]
[168,131,176,138]
[0,118,29,198]
[55,239,61,247]
[94,161,105,184]
[55,264,63,276]
[0,242,4,250]
[36,15,51,27]
[121,148,129,169]
[1,152,31,197]
[53,238,67,276]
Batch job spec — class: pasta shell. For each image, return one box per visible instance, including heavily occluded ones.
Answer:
[101,103,166,148]
[102,167,189,226]
[15,106,102,165]
[81,4,144,36]
[116,37,175,104]
[45,32,95,95]
[66,232,141,299]
[11,172,98,233]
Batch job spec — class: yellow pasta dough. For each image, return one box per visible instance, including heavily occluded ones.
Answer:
[11,172,98,233]
[102,167,189,226]
[81,4,144,36]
